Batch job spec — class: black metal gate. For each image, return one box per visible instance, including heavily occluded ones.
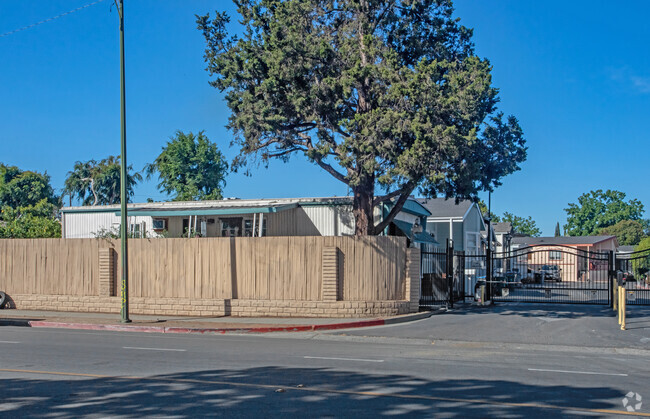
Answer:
[420,241,466,308]
[615,248,650,305]
[419,242,617,308]
[489,245,612,305]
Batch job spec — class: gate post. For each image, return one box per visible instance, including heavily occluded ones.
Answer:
[486,239,492,302]
[447,239,454,308]
[608,250,614,308]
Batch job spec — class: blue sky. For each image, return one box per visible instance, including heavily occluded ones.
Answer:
[1,1,649,235]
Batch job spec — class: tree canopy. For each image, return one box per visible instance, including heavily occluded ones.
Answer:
[554,222,561,237]
[0,199,61,238]
[197,0,527,235]
[145,131,228,201]
[63,156,142,206]
[565,189,644,236]
[0,163,60,238]
[632,237,650,277]
[0,163,57,208]
[598,219,645,246]
[501,212,541,237]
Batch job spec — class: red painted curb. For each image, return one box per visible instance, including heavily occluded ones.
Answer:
[24,318,388,334]
[312,319,385,331]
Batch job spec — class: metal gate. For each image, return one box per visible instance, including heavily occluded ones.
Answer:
[420,242,618,308]
[489,245,612,305]
[615,248,650,305]
[420,241,466,308]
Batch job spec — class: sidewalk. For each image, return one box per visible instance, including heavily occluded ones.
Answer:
[0,309,433,334]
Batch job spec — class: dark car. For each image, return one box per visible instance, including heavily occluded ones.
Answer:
[539,265,561,282]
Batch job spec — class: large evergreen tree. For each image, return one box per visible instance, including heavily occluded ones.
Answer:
[197,0,527,235]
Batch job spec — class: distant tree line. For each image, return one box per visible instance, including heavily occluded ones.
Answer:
[0,131,228,238]
[479,189,649,246]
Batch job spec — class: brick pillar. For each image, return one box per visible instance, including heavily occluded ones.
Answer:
[99,248,115,297]
[322,246,340,301]
[405,247,421,313]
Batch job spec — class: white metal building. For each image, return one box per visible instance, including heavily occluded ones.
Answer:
[60,197,435,243]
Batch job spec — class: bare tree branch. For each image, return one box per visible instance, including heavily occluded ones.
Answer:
[314,158,348,185]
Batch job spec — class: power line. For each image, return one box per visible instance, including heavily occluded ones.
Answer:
[0,0,108,38]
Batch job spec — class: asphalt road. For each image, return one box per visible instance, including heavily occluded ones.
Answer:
[1,323,649,418]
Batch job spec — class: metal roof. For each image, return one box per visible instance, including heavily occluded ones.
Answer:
[392,219,439,244]
[60,196,429,218]
[59,197,354,214]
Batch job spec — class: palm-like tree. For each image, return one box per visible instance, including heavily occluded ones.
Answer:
[63,157,142,206]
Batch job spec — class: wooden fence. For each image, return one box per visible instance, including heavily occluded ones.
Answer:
[0,236,407,301]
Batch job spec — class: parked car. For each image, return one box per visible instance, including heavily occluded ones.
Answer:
[539,265,562,282]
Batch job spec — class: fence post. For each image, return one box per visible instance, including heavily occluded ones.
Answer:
[486,238,492,302]
[406,247,421,313]
[445,239,454,308]
[608,250,614,308]
[99,247,115,297]
[322,247,340,302]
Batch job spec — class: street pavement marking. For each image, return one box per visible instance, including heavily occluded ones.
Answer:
[528,368,628,377]
[122,346,186,352]
[0,341,20,344]
[303,356,384,363]
[1,368,648,417]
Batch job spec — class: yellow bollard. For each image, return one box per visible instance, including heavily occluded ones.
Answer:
[613,280,618,312]
[621,287,626,331]
[618,286,622,325]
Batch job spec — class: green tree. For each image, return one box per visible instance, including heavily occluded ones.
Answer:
[0,199,61,238]
[501,212,541,237]
[145,131,228,201]
[554,222,561,237]
[477,200,499,222]
[197,0,527,235]
[63,156,142,206]
[598,219,645,246]
[0,163,57,208]
[564,189,644,236]
[632,237,650,277]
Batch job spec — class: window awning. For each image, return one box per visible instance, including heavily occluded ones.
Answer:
[392,219,439,244]
[113,203,298,217]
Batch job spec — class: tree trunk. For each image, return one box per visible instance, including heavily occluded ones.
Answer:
[353,175,375,236]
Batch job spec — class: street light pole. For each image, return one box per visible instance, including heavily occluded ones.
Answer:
[117,0,130,323]
[486,191,492,301]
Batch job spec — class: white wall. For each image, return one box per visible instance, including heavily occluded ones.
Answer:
[63,211,157,238]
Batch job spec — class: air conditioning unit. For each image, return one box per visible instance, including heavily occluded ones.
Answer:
[152,218,167,230]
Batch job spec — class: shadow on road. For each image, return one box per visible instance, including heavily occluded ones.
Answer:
[0,366,628,417]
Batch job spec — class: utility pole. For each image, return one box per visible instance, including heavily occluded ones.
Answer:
[117,0,130,323]
[486,191,492,301]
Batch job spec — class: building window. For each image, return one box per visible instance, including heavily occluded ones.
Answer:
[549,251,561,260]
[220,217,242,237]
[129,222,144,238]
[243,218,267,237]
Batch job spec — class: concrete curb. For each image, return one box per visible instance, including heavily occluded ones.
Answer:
[1,311,435,335]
